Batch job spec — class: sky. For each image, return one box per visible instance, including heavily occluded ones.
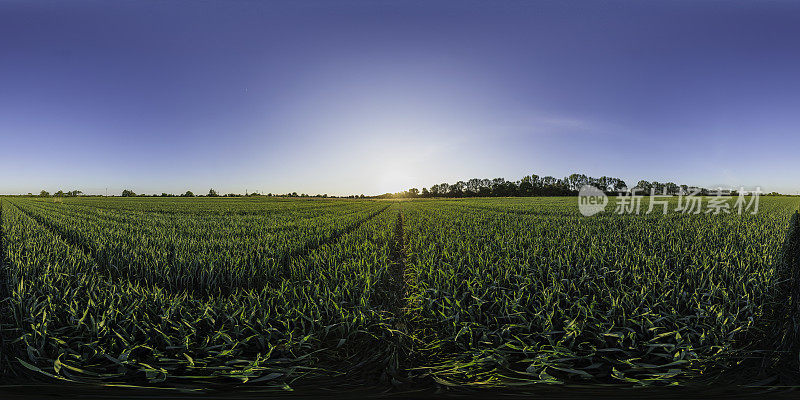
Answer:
[1,0,799,196]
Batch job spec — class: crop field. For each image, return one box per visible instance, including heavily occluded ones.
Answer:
[1,196,799,390]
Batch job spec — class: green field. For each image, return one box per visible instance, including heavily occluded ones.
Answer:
[1,196,799,390]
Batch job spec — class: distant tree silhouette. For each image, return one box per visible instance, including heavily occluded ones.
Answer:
[396,172,703,199]
[636,180,651,194]
[665,182,679,195]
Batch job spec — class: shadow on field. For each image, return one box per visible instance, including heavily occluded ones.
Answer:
[689,211,800,389]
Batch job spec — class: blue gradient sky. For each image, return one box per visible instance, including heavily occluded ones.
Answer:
[1,1,799,195]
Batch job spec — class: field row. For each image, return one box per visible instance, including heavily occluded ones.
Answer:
[1,196,799,388]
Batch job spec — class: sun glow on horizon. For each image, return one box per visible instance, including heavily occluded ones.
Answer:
[375,165,416,194]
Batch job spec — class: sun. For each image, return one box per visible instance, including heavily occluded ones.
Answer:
[376,168,414,194]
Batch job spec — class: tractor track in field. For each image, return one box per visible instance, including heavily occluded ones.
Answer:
[390,209,411,327]
[11,199,391,297]
[6,200,182,295]
[277,203,391,266]
[53,200,346,216]
[10,200,101,268]
[0,199,13,376]
[0,199,9,301]
[376,204,418,384]
[25,199,370,245]
[0,200,5,276]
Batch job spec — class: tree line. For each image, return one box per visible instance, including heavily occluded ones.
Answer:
[36,190,83,197]
[31,189,343,198]
[120,189,336,198]
[377,174,624,198]
[24,174,786,199]
[377,174,780,199]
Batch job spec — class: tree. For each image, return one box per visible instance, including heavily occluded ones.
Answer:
[566,174,589,191]
[665,182,679,195]
[54,190,65,197]
[449,181,466,197]
[519,174,541,195]
[556,178,569,192]
[183,191,194,197]
[331,173,662,199]
[518,179,533,195]
[465,178,482,195]
[208,188,219,197]
[39,190,50,197]
[121,189,136,197]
